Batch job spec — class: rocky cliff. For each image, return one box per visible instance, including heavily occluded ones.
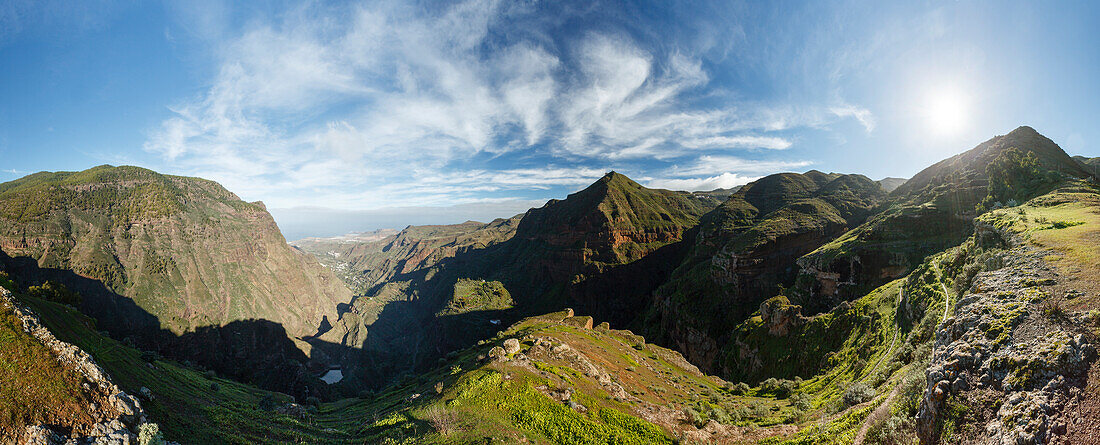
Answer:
[646,171,886,372]
[0,166,351,345]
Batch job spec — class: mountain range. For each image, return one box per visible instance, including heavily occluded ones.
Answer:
[3,126,1100,444]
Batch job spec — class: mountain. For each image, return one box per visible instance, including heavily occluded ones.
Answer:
[799,126,1095,301]
[0,166,350,341]
[6,127,1100,444]
[0,165,352,399]
[311,172,724,389]
[876,177,908,193]
[292,220,520,295]
[644,171,887,371]
[1073,155,1100,177]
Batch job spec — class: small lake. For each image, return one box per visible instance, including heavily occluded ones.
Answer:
[321,369,343,384]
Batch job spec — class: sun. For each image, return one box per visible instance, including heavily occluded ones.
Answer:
[922,87,970,136]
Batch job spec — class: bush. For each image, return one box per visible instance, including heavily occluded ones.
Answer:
[867,415,915,445]
[424,405,457,434]
[761,378,779,392]
[27,281,81,306]
[209,382,219,392]
[0,271,15,291]
[138,423,165,445]
[305,396,321,407]
[683,406,706,428]
[140,351,158,363]
[789,392,812,411]
[843,383,876,406]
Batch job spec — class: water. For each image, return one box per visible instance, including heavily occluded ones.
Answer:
[321,369,343,384]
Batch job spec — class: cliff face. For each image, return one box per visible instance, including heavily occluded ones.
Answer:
[511,172,721,282]
[311,172,724,388]
[645,172,886,372]
[0,165,351,345]
[800,126,1097,304]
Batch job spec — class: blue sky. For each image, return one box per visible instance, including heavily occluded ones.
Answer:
[3,1,1100,239]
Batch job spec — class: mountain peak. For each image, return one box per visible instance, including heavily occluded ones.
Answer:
[1006,125,1040,137]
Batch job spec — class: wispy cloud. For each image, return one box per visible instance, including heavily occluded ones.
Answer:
[145,0,869,210]
[646,173,758,191]
[830,105,876,132]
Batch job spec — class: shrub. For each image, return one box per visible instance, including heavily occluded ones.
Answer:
[27,281,81,306]
[1084,310,1100,326]
[209,382,219,392]
[761,378,779,392]
[683,406,706,428]
[843,383,876,406]
[305,396,321,407]
[140,351,158,363]
[138,423,165,445]
[706,405,731,424]
[0,271,15,291]
[789,392,812,411]
[424,405,457,435]
[1041,300,1064,319]
[749,402,770,417]
[867,415,915,445]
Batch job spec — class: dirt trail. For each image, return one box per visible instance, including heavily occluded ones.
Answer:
[853,381,902,444]
[859,286,904,382]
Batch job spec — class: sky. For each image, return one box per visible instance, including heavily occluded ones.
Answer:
[3,0,1100,240]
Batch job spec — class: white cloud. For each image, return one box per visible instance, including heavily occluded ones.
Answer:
[830,105,876,132]
[680,135,793,150]
[144,0,866,212]
[668,155,812,176]
[646,173,757,191]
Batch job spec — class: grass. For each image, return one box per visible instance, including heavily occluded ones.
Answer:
[0,301,103,439]
[19,295,365,444]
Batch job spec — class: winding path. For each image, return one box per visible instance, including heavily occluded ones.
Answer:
[855,267,954,444]
[852,285,904,444]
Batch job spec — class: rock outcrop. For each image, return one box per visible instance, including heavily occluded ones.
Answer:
[916,242,1096,443]
[2,288,149,444]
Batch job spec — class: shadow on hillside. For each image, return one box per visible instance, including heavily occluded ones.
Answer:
[0,250,357,402]
[314,226,704,390]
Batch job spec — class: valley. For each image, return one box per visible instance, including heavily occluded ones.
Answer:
[3,127,1100,444]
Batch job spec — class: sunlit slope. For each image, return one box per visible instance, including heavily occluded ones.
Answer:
[645,171,886,371]
[0,165,350,342]
[799,126,1095,301]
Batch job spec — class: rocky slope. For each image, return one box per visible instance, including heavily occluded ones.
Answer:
[0,165,350,344]
[914,185,1100,443]
[645,171,887,372]
[1,286,148,445]
[800,126,1095,303]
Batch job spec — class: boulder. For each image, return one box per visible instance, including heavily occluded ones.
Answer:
[503,338,522,355]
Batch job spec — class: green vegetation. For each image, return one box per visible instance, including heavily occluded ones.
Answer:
[437,279,513,316]
[26,280,81,306]
[0,300,102,438]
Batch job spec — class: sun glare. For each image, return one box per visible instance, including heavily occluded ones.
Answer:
[922,87,970,136]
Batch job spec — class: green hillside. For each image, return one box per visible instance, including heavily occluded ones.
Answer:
[799,126,1095,302]
[644,171,886,372]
